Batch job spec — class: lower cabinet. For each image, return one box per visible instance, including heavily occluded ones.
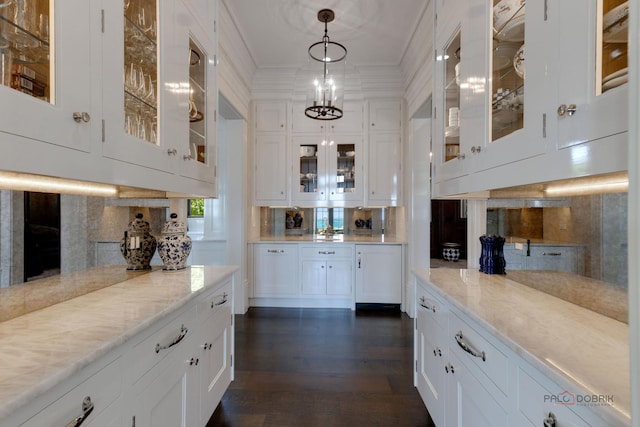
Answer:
[8,276,234,427]
[253,244,299,297]
[415,277,609,427]
[300,245,354,298]
[355,244,402,304]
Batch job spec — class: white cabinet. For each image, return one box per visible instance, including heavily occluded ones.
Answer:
[197,280,233,426]
[253,244,299,297]
[292,133,364,205]
[415,283,448,427]
[102,0,218,192]
[300,245,353,298]
[253,101,289,205]
[431,0,628,198]
[355,244,402,304]
[291,101,364,206]
[367,100,402,206]
[0,0,93,154]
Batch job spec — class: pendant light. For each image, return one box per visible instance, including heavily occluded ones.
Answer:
[305,9,347,120]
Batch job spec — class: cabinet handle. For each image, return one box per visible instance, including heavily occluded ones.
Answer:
[455,331,486,361]
[470,146,481,154]
[432,347,442,357]
[65,396,94,427]
[189,357,199,366]
[167,148,178,156]
[557,103,577,117]
[72,112,91,123]
[543,412,557,427]
[444,363,455,374]
[267,249,285,253]
[183,154,192,160]
[419,297,437,312]
[202,342,212,350]
[357,253,361,268]
[542,252,562,256]
[318,251,335,255]
[456,153,466,160]
[156,325,188,353]
[211,292,228,308]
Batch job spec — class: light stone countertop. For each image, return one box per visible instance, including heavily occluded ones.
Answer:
[413,268,630,427]
[0,265,238,420]
[250,234,405,244]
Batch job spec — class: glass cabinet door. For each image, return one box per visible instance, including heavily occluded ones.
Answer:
[0,0,93,151]
[600,0,628,94]
[443,31,461,163]
[491,0,524,142]
[188,38,206,164]
[293,135,326,203]
[124,0,158,144]
[329,139,362,202]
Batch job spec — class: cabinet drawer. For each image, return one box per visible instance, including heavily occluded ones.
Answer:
[21,357,122,427]
[517,367,594,427]
[416,281,448,330]
[129,307,196,383]
[301,246,353,258]
[449,312,509,396]
[197,279,233,324]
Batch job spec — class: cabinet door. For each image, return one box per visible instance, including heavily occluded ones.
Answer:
[301,260,327,295]
[445,351,510,427]
[199,297,232,425]
[291,101,327,133]
[368,132,401,205]
[355,245,401,303]
[0,0,93,152]
[292,134,327,203]
[255,133,288,203]
[368,100,401,132]
[416,295,446,427]
[328,135,363,203]
[253,245,298,297]
[328,101,364,134]
[255,102,286,132]
[553,0,627,150]
[102,0,174,173]
[175,4,218,184]
[326,260,352,296]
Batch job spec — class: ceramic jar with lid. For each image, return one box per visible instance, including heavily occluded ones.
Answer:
[157,213,192,270]
[120,213,157,270]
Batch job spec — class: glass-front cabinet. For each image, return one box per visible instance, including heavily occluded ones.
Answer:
[292,134,363,205]
[0,0,93,152]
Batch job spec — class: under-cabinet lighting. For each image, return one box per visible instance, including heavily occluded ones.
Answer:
[0,171,119,197]
[544,175,628,196]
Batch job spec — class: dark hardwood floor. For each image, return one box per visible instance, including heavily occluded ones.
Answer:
[207,307,435,427]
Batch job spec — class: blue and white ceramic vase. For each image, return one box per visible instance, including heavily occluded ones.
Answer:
[120,213,157,270]
[157,213,192,271]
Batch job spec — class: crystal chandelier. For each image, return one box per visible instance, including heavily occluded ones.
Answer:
[305,9,347,120]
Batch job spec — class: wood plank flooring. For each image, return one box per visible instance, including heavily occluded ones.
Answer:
[207,307,435,427]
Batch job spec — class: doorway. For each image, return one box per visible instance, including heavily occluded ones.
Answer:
[24,192,61,280]
[430,199,467,261]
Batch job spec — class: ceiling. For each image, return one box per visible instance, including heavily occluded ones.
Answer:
[222,0,428,69]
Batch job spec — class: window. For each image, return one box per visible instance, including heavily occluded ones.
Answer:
[187,198,204,217]
[314,208,344,234]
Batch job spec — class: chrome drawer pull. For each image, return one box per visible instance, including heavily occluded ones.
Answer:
[542,252,562,256]
[211,293,228,308]
[267,249,285,253]
[419,297,436,312]
[156,325,188,353]
[318,251,336,255]
[65,396,94,427]
[543,412,557,427]
[455,331,486,361]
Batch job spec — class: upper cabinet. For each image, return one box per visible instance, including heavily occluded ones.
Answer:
[102,0,218,189]
[0,0,92,152]
[0,0,218,197]
[253,101,289,205]
[432,0,628,197]
[367,100,402,206]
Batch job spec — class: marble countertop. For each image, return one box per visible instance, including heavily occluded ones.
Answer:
[250,235,405,244]
[0,265,238,420]
[413,268,630,426]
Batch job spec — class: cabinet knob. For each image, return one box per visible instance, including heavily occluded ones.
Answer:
[189,357,199,366]
[371,123,375,127]
[470,146,481,154]
[183,154,192,161]
[72,112,91,123]
[444,364,455,374]
[456,153,466,160]
[167,148,178,156]
[557,103,577,117]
